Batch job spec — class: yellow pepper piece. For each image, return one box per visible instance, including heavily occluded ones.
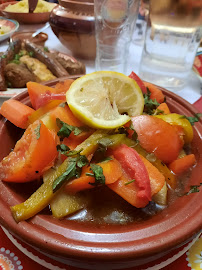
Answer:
[154,113,193,144]
[11,130,109,222]
[28,100,63,124]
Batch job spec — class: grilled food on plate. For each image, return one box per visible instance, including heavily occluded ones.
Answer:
[0,39,86,90]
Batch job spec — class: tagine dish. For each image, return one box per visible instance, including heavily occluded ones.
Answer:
[0,71,201,269]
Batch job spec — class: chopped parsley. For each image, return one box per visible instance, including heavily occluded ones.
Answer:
[1,54,7,59]
[28,51,34,57]
[180,113,202,126]
[143,88,160,115]
[125,179,135,185]
[184,183,202,196]
[88,164,105,186]
[44,46,49,52]
[52,153,89,193]
[56,118,87,138]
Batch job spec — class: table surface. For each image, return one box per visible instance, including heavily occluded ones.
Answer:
[0,22,201,106]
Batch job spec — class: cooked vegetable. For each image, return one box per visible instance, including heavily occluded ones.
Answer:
[131,115,183,163]
[109,144,151,208]
[27,82,67,109]
[143,81,165,103]
[156,102,171,114]
[155,113,193,144]
[0,120,58,183]
[168,154,196,175]
[65,158,122,194]
[24,40,69,78]
[0,99,35,129]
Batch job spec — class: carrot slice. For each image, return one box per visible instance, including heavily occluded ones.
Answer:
[65,158,122,194]
[156,102,171,114]
[144,81,165,103]
[0,99,35,129]
[168,154,196,175]
[139,155,165,196]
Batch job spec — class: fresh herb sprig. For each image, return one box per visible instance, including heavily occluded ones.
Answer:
[143,88,160,115]
[87,164,105,187]
[184,183,202,196]
[180,113,202,126]
[56,118,88,138]
[52,152,89,193]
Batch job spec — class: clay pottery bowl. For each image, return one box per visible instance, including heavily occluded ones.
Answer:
[49,0,95,60]
[0,1,55,24]
[0,79,201,269]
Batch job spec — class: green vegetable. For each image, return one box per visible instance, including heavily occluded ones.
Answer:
[89,164,105,186]
[143,88,160,115]
[56,118,87,138]
[52,153,89,193]
[180,113,202,126]
[185,183,202,196]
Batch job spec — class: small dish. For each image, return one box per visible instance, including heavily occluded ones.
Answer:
[10,31,48,46]
[0,1,56,24]
[0,16,19,42]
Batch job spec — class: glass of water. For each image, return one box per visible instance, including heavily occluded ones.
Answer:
[94,0,140,74]
[138,0,202,90]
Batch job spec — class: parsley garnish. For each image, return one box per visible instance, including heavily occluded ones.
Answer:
[180,113,202,126]
[28,51,34,57]
[56,118,86,138]
[184,183,202,196]
[1,54,7,59]
[125,179,135,185]
[88,164,105,186]
[34,123,41,139]
[143,88,160,115]
[52,153,89,193]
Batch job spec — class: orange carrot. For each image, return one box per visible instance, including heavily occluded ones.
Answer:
[139,155,165,196]
[0,99,35,129]
[156,102,171,114]
[168,154,196,175]
[144,81,165,103]
[65,158,122,194]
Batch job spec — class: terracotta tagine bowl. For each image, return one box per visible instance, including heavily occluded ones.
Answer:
[0,79,201,270]
[49,0,96,60]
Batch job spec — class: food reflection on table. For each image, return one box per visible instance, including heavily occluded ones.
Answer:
[0,71,200,224]
[0,39,85,90]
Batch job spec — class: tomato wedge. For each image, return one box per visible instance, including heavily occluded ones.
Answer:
[0,120,58,182]
[108,144,151,208]
[131,115,183,164]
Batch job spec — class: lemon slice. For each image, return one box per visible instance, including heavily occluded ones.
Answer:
[66,71,144,129]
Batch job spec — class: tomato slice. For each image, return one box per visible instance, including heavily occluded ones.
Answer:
[108,144,151,208]
[0,120,58,182]
[128,71,147,94]
[131,115,183,164]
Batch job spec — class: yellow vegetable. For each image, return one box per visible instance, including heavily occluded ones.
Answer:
[155,113,193,144]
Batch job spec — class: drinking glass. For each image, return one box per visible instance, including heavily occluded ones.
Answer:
[94,0,140,74]
[138,0,202,90]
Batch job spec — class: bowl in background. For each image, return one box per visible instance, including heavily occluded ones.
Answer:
[11,31,48,46]
[49,0,96,60]
[0,1,55,24]
[0,16,19,42]
[0,79,201,270]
